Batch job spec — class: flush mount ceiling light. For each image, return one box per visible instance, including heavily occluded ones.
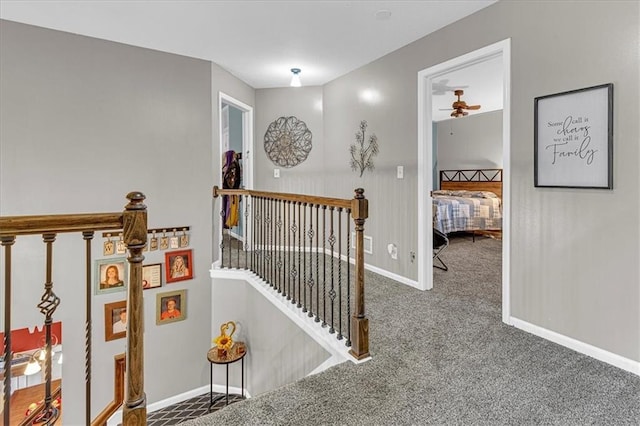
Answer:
[290,68,301,87]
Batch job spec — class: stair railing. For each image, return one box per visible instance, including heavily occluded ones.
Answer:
[213,187,370,360]
[0,192,148,426]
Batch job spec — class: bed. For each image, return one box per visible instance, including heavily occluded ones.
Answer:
[432,169,502,237]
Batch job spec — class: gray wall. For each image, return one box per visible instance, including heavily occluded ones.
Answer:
[255,86,324,194]
[436,110,503,171]
[254,1,640,363]
[0,20,254,422]
[212,276,331,396]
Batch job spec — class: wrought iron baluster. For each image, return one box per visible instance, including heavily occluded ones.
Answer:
[322,206,327,327]
[328,207,336,334]
[2,236,16,426]
[38,233,61,424]
[302,203,307,313]
[337,208,344,340]
[297,202,302,308]
[276,200,283,293]
[285,200,290,300]
[307,204,315,317]
[83,231,94,425]
[244,196,250,270]
[315,204,321,323]
[266,198,273,286]
[219,207,226,268]
[290,202,297,305]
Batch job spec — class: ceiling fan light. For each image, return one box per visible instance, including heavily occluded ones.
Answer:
[290,68,301,87]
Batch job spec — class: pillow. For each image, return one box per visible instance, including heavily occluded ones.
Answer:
[432,190,452,196]
[448,190,499,198]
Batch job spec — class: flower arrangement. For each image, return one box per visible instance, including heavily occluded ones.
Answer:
[213,321,236,355]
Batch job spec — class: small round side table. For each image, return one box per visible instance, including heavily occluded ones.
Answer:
[207,341,247,410]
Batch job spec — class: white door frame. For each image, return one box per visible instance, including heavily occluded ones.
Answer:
[218,92,254,260]
[417,39,512,324]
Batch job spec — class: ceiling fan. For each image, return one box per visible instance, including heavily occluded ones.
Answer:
[441,89,481,118]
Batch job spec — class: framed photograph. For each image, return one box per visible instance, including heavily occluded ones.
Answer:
[105,300,127,341]
[165,249,194,283]
[142,263,163,290]
[95,258,127,295]
[156,290,186,325]
[534,83,613,189]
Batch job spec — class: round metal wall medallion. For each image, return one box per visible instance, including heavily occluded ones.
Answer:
[264,116,312,168]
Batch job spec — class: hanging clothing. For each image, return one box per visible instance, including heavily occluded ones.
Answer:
[222,150,242,228]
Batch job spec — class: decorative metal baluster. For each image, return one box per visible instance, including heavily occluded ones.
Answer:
[284,200,290,300]
[276,200,283,293]
[228,205,232,268]
[271,197,276,285]
[244,197,250,270]
[219,207,226,268]
[38,233,61,424]
[328,207,336,334]
[297,202,302,308]
[266,198,272,286]
[302,203,307,313]
[237,199,241,268]
[271,198,275,286]
[83,231,94,425]
[260,197,265,278]
[307,204,315,317]
[346,209,352,347]
[315,204,321,323]
[2,235,16,426]
[290,203,297,305]
[322,206,327,327]
[337,208,344,340]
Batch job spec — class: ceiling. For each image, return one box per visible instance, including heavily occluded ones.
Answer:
[0,0,501,120]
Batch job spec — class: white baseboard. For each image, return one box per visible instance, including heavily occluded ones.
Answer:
[107,385,250,425]
[361,262,420,289]
[510,317,640,376]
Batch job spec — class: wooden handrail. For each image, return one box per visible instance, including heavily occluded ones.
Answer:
[213,186,352,210]
[92,353,126,426]
[0,213,124,236]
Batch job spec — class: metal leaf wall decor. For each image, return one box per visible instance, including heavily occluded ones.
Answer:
[349,120,379,177]
[264,116,313,168]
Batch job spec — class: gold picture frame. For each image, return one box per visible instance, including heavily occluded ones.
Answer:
[156,290,186,325]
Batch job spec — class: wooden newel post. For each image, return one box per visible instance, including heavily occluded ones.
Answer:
[349,188,370,360]
[122,192,148,425]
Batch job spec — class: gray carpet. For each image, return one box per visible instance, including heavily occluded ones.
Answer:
[185,235,640,425]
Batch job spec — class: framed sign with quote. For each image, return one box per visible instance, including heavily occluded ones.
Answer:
[534,83,613,189]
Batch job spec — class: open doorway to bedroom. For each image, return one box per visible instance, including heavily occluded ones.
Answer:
[417,39,512,324]
[217,92,254,262]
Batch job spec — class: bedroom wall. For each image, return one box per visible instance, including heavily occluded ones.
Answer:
[254,1,639,366]
[0,20,255,423]
[436,110,503,171]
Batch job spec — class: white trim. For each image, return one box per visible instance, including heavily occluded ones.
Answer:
[217,92,254,262]
[511,317,640,377]
[417,39,512,324]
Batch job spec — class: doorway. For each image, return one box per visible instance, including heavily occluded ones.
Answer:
[218,92,254,261]
[417,39,512,324]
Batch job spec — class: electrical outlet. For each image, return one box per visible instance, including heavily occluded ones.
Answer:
[410,251,416,263]
[397,166,404,179]
[274,169,280,178]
